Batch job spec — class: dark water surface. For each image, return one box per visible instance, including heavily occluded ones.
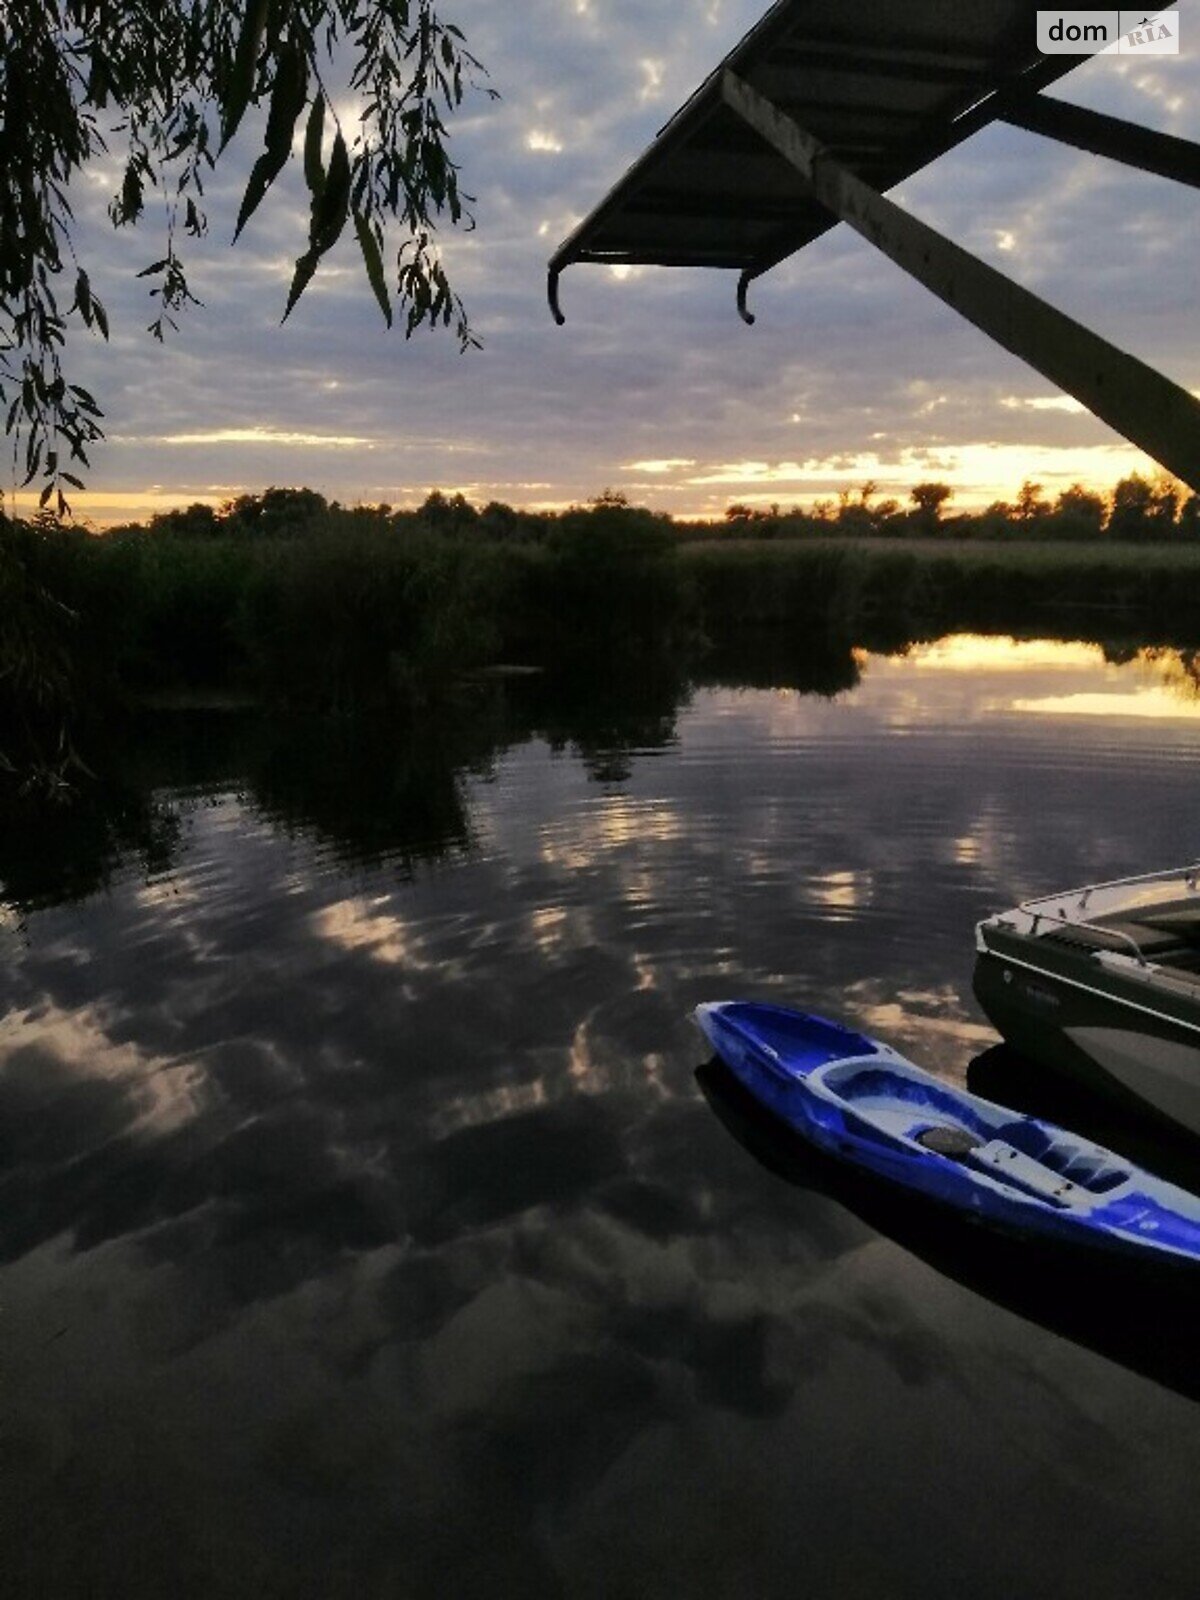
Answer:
[3,636,1200,1598]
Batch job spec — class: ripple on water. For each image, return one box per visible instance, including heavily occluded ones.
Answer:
[3,644,1200,1597]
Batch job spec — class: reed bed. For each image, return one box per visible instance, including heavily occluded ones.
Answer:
[6,501,1200,794]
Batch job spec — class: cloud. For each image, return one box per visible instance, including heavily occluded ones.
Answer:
[149,427,377,448]
[1000,396,1089,414]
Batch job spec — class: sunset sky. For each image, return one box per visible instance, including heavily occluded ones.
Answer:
[17,1,1199,524]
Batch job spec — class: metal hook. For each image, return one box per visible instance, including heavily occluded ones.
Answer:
[548,267,565,326]
[737,269,756,326]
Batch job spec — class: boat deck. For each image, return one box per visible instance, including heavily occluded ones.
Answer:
[1039,898,1200,980]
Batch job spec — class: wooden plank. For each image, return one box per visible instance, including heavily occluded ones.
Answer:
[722,69,1200,490]
[1003,96,1200,189]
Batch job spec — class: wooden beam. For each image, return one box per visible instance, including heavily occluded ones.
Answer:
[1002,96,1200,189]
[737,55,1084,293]
[721,69,1200,491]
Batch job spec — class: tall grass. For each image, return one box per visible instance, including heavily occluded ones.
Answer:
[0,517,87,791]
[8,502,1200,797]
[240,527,504,711]
[2,501,696,789]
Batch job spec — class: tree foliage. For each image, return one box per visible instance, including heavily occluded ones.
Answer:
[909,481,953,518]
[0,1,491,512]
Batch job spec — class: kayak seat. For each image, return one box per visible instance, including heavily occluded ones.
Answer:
[915,1125,982,1158]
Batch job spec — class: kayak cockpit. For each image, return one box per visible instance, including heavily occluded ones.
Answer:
[815,1062,995,1143]
[815,1062,1136,1197]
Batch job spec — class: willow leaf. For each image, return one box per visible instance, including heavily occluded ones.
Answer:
[221,0,270,150]
[281,247,318,323]
[355,212,392,327]
[234,46,307,239]
[303,93,326,199]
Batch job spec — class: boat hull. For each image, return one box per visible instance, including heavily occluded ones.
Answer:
[973,941,1200,1139]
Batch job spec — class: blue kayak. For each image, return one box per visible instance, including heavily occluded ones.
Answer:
[694,1000,1200,1268]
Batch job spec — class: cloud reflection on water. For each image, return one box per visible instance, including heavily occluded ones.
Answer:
[3,639,1200,1593]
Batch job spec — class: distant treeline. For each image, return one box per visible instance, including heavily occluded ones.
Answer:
[109,472,1200,544]
[717,474,1200,543]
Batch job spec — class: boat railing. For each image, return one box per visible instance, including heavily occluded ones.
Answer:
[1020,862,1200,918]
[1025,907,1149,966]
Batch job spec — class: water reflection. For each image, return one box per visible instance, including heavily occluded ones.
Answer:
[893,635,1200,722]
[8,633,1200,916]
[1010,688,1200,720]
[3,634,1200,1596]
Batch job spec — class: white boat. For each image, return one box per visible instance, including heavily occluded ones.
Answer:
[974,865,1200,1137]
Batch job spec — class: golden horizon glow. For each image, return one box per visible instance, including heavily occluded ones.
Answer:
[680,440,1161,501]
[6,488,227,524]
[6,455,1187,529]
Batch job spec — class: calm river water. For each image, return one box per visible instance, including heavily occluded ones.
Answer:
[2,635,1200,1598]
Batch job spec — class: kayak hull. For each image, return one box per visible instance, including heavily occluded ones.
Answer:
[695,1001,1200,1268]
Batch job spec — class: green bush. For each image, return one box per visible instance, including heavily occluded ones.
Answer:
[522,500,694,660]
